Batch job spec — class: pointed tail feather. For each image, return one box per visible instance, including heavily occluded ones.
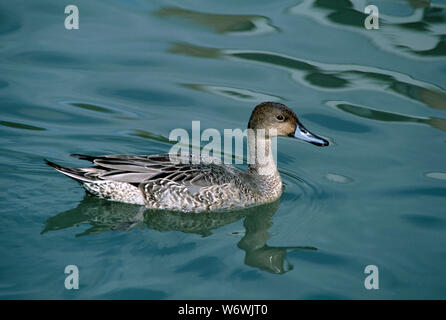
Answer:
[44,159,93,183]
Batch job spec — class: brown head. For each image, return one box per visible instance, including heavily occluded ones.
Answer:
[248,102,329,146]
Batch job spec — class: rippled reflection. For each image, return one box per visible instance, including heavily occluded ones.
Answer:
[70,102,115,114]
[228,51,446,110]
[130,129,174,145]
[182,84,283,102]
[155,7,278,35]
[0,6,21,35]
[425,171,446,180]
[169,42,446,110]
[42,196,316,274]
[0,120,46,131]
[325,173,353,184]
[327,100,446,133]
[169,42,222,58]
[289,0,446,58]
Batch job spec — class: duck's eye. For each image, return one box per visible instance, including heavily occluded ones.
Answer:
[276,115,285,121]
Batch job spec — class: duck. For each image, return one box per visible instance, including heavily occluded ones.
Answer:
[45,102,329,212]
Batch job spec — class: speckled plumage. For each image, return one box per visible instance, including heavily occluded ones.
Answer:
[46,153,282,212]
[46,102,328,212]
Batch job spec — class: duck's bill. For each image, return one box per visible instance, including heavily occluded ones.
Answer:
[290,122,329,146]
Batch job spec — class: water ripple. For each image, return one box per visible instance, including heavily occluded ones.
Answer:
[401,213,445,230]
[0,6,21,35]
[69,103,116,114]
[155,7,279,35]
[288,0,446,59]
[425,171,446,180]
[280,167,331,222]
[182,83,283,102]
[169,42,446,110]
[226,49,446,107]
[0,120,46,131]
[327,100,446,133]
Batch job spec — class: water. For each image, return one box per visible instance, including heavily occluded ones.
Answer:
[1,0,446,299]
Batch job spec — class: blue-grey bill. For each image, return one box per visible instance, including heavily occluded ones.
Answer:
[292,123,329,146]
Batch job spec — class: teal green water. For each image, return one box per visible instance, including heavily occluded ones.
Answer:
[1,0,446,299]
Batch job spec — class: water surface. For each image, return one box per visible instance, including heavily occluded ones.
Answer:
[1,0,446,299]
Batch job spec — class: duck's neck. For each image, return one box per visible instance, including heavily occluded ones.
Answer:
[247,129,279,177]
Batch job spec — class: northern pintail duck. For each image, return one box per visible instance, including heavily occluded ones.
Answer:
[46,102,329,212]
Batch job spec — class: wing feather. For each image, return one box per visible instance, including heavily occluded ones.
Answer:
[73,153,235,187]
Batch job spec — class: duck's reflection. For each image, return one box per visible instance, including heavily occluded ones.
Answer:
[42,196,316,274]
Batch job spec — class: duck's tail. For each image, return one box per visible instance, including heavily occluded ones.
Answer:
[44,159,94,183]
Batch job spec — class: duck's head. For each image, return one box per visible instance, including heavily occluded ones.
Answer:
[248,102,329,146]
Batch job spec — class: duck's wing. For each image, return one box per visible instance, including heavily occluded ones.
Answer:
[68,153,233,187]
